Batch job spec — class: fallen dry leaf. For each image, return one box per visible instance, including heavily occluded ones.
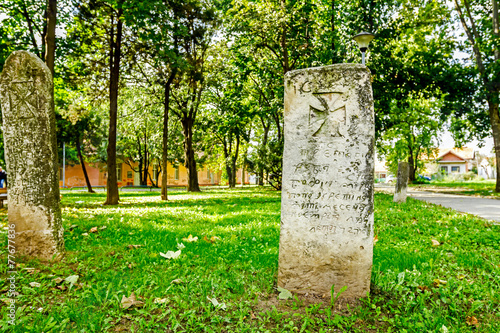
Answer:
[121,292,144,309]
[431,239,440,246]
[433,279,447,287]
[203,236,220,243]
[160,250,181,259]
[89,227,98,233]
[153,297,168,304]
[373,235,379,244]
[182,234,198,242]
[53,277,64,284]
[466,316,479,326]
[127,245,142,249]
[417,285,431,292]
[171,279,183,284]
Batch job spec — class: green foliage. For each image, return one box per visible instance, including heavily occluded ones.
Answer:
[380,93,446,180]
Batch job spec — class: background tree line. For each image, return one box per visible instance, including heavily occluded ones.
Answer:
[0,0,498,203]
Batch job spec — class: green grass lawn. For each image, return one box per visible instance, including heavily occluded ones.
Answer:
[411,180,500,198]
[1,188,499,332]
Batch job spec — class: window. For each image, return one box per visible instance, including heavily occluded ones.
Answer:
[174,166,179,180]
[440,166,448,174]
[451,166,460,173]
[127,171,133,179]
[380,173,386,179]
[116,164,122,180]
[153,165,158,181]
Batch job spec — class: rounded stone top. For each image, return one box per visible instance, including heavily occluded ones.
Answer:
[285,63,371,79]
[0,50,52,87]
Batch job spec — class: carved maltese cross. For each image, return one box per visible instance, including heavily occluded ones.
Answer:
[9,79,37,120]
[308,92,346,137]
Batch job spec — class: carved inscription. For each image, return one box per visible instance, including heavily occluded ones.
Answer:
[286,140,373,237]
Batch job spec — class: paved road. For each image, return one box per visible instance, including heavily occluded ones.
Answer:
[375,184,500,224]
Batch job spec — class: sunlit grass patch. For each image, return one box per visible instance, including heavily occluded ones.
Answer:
[0,188,498,332]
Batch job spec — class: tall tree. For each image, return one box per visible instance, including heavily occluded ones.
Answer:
[104,3,123,204]
[204,44,252,187]
[169,1,216,192]
[453,0,500,191]
[71,0,132,204]
[45,0,57,75]
[380,94,445,181]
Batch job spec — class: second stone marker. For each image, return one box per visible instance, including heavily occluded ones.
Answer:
[278,64,374,300]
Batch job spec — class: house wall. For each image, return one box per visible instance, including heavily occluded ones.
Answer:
[235,169,251,184]
[439,163,466,174]
[440,153,463,162]
[60,161,228,187]
[59,162,100,187]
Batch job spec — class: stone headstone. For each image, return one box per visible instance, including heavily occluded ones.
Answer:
[393,162,409,203]
[278,64,375,300]
[0,51,64,259]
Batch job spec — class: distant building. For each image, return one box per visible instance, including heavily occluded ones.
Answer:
[58,161,250,188]
[433,147,475,174]
[374,159,389,181]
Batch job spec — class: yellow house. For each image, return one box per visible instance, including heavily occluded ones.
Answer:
[59,161,223,188]
[58,161,251,188]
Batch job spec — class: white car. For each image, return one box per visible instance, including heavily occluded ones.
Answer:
[385,175,396,183]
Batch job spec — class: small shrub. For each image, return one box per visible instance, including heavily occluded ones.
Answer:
[412,176,430,184]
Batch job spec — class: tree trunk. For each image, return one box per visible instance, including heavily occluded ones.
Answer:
[231,135,240,187]
[142,132,148,185]
[182,118,200,192]
[161,70,177,200]
[45,0,56,76]
[241,151,246,187]
[258,123,269,186]
[105,9,123,205]
[487,101,500,191]
[226,164,233,188]
[408,148,416,182]
[280,0,289,73]
[76,134,95,193]
[331,0,335,64]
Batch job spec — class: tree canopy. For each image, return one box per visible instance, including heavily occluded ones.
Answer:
[0,0,497,196]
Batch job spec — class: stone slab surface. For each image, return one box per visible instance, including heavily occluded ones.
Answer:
[0,51,64,259]
[278,64,375,299]
[394,162,409,203]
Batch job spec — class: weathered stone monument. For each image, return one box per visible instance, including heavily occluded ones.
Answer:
[393,161,409,203]
[278,64,374,300]
[0,51,64,259]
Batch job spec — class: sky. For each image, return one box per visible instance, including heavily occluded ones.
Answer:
[440,130,494,156]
